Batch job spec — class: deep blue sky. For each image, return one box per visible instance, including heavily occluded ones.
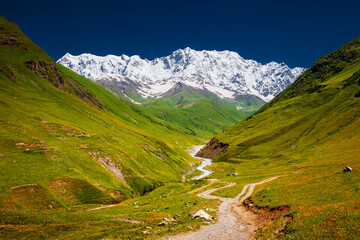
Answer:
[1,0,359,68]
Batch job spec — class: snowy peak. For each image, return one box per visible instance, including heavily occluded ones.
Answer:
[57,49,305,102]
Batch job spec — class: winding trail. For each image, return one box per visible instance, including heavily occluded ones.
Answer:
[85,145,282,240]
[182,163,195,182]
[161,176,282,240]
[188,179,219,194]
[86,204,116,212]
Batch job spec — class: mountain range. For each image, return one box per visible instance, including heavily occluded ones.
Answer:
[1,13,360,240]
[57,48,305,138]
[57,48,305,103]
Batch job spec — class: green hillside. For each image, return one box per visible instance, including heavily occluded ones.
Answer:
[100,81,263,138]
[98,79,265,112]
[198,36,360,238]
[0,15,226,239]
[144,86,252,138]
[0,14,202,211]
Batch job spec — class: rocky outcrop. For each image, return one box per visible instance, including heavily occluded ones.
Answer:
[88,150,126,183]
[26,60,102,109]
[0,31,24,48]
[195,137,229,159]
[0,60,16,82]
[26,60,65,89]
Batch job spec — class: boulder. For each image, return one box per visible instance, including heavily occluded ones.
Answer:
[158,221,168,226]
[163,217,175,222]
[192,210,212,220]
[343,166,353,172]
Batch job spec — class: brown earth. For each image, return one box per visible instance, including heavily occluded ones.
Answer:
[195,138,228,159]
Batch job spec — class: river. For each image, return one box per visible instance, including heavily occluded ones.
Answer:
[187,145,214,180]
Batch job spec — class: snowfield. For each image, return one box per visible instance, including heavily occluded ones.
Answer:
[58,48,305,102]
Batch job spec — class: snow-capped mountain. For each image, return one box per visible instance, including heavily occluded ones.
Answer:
[57,48,305,102]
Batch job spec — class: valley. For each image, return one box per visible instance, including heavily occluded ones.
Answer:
[0,11,359,240]
[57,47,304,138]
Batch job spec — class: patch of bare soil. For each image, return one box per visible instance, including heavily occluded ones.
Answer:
[86,204,116,212]
[243,199,290,222]
[115,218,145,224]
[43,123,91,138]
[243,198,291,238]
[15,141,49,152]
[195,138,229,159]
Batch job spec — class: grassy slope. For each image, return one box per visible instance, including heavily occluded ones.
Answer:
[0,15,203,211]
[203,36,360,238]
[1,181,220,239]
[100,78,264,138]
[0,14,246,240]
[229,94,265,111]
[144,87,252,138]
[0,15,229,239]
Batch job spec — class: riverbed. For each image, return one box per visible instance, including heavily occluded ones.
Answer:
[187,145,214,180]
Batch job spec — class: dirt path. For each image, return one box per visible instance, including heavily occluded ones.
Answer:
[86,204,116,212]
[161,176,281,240]
[188,179,219,194]
[182,163,195,182]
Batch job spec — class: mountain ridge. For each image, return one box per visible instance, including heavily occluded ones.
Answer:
[57,48,305,102]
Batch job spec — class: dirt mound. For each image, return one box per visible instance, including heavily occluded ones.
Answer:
[195,138,228,159]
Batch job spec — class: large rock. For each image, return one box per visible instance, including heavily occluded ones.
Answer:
[158,221,168,226]
[192,210,212,220]
[343,166,353,172]
[195,138,229,159]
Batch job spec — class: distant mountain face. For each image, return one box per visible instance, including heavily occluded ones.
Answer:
[57,48,305,102]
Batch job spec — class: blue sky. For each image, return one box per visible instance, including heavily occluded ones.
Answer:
[1,0,359,68]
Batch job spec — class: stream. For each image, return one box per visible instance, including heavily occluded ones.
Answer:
[187,145,214,180]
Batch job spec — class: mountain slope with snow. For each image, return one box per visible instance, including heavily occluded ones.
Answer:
[57,48,305,102]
